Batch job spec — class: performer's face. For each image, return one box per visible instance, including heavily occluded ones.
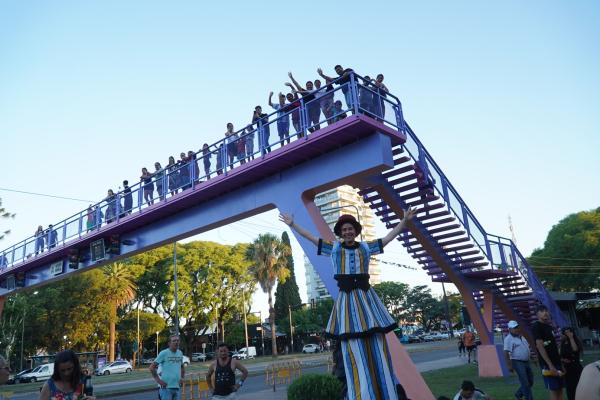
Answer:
[340,223,357,242]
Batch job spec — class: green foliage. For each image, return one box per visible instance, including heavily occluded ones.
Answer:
[528,207,600,291]
[290,299,333,335]
[274,232,302,323]
[287,373,343,400]
[373,281,409,322]
[405,285,445,331]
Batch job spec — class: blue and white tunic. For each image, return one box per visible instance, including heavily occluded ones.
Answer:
[318,238,399,400]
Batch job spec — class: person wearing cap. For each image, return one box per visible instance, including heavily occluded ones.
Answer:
[531,304,564,400]
[503,320,534,400]
[280,207,416,400]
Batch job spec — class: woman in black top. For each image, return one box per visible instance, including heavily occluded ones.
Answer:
[560,327,583,400]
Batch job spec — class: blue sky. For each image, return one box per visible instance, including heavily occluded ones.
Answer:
[1,1,599,312]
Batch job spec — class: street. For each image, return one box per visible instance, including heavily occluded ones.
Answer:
[5,340,462,400]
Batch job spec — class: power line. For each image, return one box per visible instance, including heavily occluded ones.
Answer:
[528,255,600,262]
[0,187,94,203]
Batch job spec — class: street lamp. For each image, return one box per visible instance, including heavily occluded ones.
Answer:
[241,288,249,351]
[288,305,294,353]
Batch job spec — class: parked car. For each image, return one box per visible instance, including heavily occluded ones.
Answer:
[407,335,422,343]
[232,347,256,360]
[7,368,32,384]
[302,344,320,353]
[96,360,133,375]
[140,358,155,365]
[18,363,54,383]
[192,353,207,362]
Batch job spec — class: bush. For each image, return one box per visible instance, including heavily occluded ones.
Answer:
[287,373,343,400]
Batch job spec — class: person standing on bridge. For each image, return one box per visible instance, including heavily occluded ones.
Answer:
[35,225,45,255]
[150,334,185,400]
[280,208,416,400]
[206,343,248,399]
[141,167,155,206]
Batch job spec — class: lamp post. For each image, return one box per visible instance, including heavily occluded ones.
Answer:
[441,282,453,338]
[173,242,179,334]
[156,331,159,357]
[241,288,249,351]
[288,305,294,353]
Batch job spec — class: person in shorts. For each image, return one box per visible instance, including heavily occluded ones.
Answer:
[462,328,476,363]
[532,304,564,400]
[243,125,255,160]
[269,91,290,145]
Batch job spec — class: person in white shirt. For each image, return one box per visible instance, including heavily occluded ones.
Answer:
[453,380,490,400]
[503,320,534,400]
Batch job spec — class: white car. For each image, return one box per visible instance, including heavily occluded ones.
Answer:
[18,364,54,383]
[191,353,207,362]
[182,355,190,367]
[96,360,133,375]
[302,344,320,353]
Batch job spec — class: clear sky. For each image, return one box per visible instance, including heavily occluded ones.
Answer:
[1,1,599,315]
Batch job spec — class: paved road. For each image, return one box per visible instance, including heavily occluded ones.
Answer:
[7,340,462,399]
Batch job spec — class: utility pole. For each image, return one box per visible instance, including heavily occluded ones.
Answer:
[136,305,140,368]
[441,281,453,338]
[259,310,265,357]
[288,305,294,353]
[173,242,179,333]
[242,288,249,350]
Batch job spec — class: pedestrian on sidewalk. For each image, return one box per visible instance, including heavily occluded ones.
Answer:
[206,343,248,399]
[463,328,476,363]
[559,327,583,400]
[458,335,466,357]
[150,334,185,400]
[532,304,564,400]
[503,320,534,400]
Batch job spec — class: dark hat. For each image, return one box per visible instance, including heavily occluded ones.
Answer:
[333,214,362,237]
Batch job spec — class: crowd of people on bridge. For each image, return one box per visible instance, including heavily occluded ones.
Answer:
[78,66,391,232]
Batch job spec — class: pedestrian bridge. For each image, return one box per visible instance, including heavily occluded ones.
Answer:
[0,73,566,398]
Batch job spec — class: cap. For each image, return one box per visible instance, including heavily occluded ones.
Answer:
[508,320,519,329]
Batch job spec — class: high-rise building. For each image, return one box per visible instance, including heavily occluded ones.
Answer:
[305,185,381,302]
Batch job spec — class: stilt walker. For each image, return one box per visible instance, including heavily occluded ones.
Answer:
[280,208,416,399]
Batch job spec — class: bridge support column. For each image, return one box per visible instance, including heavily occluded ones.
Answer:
[276,193,435,400]
[477,290,508,377]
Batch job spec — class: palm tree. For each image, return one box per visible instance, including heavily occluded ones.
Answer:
[246,233,291,357]
[102,263,137,362]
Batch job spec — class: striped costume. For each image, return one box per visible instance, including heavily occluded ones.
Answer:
[318,238,398,400]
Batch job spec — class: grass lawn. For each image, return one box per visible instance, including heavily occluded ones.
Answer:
[422,354,598,399]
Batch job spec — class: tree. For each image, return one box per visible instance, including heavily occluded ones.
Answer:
[373,281,409,322]
[528,207,600,291]
[404,285,445,331]
[0,197,15,241]
[126,241,255,353]
[101,263,136,362]
[118,310,166,363]
[274,232,302,323]
[246,233,291,357]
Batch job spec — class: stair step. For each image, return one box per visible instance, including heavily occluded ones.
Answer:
[381,164,415,179]
[392,147,405,156]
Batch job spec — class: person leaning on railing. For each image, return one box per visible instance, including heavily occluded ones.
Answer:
[317,65,354,109]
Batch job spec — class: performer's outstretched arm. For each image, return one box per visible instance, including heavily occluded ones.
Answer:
[279,213,319,246]
[381,208,417,247]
